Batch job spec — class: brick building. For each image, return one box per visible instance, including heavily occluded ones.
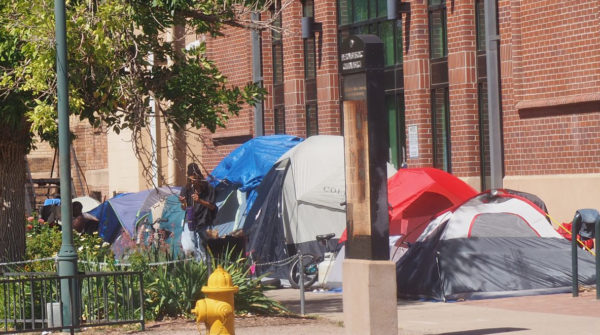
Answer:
[27,0,600,223]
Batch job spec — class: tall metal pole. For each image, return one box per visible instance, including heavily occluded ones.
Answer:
[54,0,78,327]
[251,12,264,137]
[485,0,503,189]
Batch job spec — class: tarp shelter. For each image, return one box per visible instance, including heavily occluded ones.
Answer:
[396,190,597,301]
[388,168,477,244]
[88,187,179,243]
[138,194,187,257]
[40,196,101,224]
[209,135,303,235]
[73,196,102,213]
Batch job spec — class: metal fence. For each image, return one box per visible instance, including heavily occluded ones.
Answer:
[0,271,144,334]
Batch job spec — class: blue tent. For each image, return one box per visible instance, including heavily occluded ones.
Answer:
[88,186,180,243]
[209,135,303,235]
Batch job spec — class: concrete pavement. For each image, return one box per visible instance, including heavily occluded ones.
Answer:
[266,288,600,334]
[82,287,600,334]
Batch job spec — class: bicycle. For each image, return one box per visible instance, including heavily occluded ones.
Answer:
[288,233,340,289]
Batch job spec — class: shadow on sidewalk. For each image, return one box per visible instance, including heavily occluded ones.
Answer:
[437,327,529,335]
[277,294,343,315]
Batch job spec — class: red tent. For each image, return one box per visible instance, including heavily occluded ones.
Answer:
[388,168,477,243]
[340,168,477,244]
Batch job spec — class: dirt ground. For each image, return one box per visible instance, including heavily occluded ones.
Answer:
[76,314,343,335]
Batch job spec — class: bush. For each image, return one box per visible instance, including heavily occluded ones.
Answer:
[21,215,114,273]
[18,217,287,322]
[131,247,288,320]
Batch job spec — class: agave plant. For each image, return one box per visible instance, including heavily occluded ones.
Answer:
[210,246,289,316]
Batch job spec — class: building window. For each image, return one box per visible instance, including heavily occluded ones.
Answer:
[272,1,285,134]
[274,107,286,134]
[429,0,450,171]
[304,0,318,136]
[338,0,406,168]
[387,93,406,167]
[431,87,450,171]
[476,0,490,189]
[429,0,447,59]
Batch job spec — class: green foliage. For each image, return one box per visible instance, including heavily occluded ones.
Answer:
[0,0,266,145]
[16,217,287,322]
[22,215,114,273]
[141,255,208,319]
[212,247,288,316]
[23,216,62,265]
[129,246,288,320]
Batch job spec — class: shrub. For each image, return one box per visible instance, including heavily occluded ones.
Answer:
[18,217,287,322]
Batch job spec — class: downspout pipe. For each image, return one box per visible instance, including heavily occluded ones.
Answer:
[251,12,264,137]
[485,0,503,189]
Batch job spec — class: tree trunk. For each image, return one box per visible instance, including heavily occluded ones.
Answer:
[0,124,27,263]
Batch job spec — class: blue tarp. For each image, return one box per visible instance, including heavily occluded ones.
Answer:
[210,135,303,191]
[89,193,130,243]
[208,135,303,234]
[43,199,61,206]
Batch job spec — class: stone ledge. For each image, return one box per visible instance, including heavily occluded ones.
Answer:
[515,93,600,111]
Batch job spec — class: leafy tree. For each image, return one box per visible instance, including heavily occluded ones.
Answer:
[0,0,279,262]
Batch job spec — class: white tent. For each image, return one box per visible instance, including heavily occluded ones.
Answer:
[244,135,398,287]
[278,135,348,247]
[396,190,597,301]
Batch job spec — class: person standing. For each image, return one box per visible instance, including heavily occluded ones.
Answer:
[179,163,217,260]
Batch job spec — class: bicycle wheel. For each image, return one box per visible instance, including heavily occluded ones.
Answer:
[288,254,319,289]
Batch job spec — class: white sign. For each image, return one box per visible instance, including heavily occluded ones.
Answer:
[408,125,419,158]
[341,51,363,61]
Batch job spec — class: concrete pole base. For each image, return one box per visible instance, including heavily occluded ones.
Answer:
[342,258,398,335]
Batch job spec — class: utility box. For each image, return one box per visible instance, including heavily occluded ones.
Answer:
[46,302,62,328]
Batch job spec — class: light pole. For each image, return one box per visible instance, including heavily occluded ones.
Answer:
[54,0,78,327]
[485,0,503,189]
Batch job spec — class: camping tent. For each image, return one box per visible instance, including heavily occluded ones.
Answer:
[245,135,397,278]
[245,136,347,265]
[209,135,303,235]
[388,168,477,244]
[244,136,347,277]
[88,186,179,243]
[396,190,597,301]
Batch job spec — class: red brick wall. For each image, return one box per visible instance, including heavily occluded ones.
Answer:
[27,118,108,201]
[404,0,433,168]
[259,2,342,137]
[500,0,600,175]
[201,24,255,172]
[447,1,479,176]
[70,119,108,197]
[282,1,307,135]
[315,0,342,134]
[28,0,600,198]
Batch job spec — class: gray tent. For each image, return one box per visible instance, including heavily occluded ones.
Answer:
[396,190,597,301]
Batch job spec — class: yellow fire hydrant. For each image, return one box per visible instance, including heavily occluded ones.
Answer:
[191,265,239,334]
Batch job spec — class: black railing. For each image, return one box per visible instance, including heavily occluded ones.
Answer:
[0,271,144,334]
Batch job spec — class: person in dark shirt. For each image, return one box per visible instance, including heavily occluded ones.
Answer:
[179,163,217,259]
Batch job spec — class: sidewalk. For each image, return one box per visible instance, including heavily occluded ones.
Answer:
[86,288,600,334]
[264,288,600,334]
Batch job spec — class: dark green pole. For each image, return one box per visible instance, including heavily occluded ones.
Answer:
[54,0,78,327]
[571,212,580,297]
[595,218,600,300]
